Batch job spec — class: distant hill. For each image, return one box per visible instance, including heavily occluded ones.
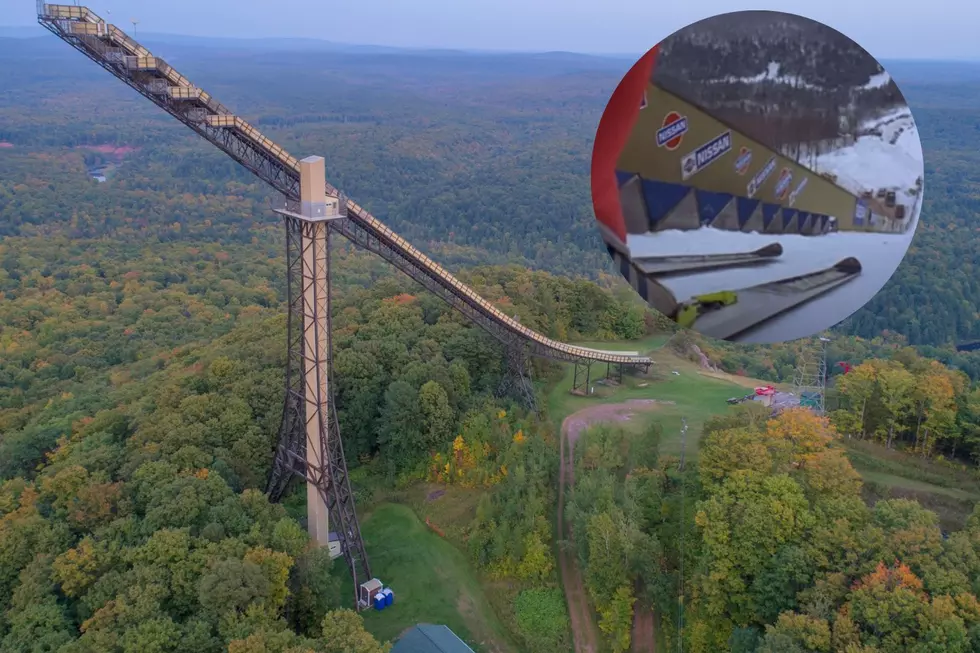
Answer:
[0,25,46,38]
[138,31,409,54]
[883,59,980,84]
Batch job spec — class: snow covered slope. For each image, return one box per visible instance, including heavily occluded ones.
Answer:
[812,106,924,210]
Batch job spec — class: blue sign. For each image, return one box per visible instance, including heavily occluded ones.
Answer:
[681,131,732,181]
[788,177,808,206]
[747,156,777,198]
[657,114,688,148]
[854,198,869,225]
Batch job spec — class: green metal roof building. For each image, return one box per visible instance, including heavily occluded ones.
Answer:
[391,624,475,653]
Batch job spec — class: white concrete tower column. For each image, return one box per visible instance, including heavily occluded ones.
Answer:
[298,155,332,547]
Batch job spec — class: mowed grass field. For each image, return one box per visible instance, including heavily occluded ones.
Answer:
[548,334,980,530]
[841,438,980,530]
[545,334,778,457]
[341,502,517,652]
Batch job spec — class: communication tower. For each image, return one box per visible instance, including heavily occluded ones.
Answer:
[793,336,829,415]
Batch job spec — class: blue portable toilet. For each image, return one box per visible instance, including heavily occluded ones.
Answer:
[373,592,386,611]
[383,588,394,607]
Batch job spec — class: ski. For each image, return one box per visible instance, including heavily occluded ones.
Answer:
[632,243,783,276]
[683,257,863,340]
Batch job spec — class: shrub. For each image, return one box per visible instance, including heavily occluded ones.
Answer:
[513,587,570,652]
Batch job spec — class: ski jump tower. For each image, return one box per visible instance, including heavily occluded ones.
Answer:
[267,156,360,561]
[35,1,653,608]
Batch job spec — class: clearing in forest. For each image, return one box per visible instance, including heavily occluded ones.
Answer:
[550,333,778,653]
[559,400,663,653]
[349,503,515,653]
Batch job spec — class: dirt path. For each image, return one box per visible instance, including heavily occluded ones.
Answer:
[558,400,663,653]
[631,594,657,653]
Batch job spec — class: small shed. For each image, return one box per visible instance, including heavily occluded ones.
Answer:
[359,578,383,609]
[391,624,475,653]
[327,531,342,560]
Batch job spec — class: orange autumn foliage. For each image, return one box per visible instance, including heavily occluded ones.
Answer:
[764,407,837,469]
[386,293,417,305]
[852,561,924,594]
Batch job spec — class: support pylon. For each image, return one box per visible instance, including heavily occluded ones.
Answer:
[604,361,624,384]
[266,156,371,609]
[497,344,536,412]
[572,360,593,394]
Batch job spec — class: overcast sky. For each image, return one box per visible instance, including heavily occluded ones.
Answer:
[8,0,978,61]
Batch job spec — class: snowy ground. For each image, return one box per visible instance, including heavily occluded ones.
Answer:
[707,63,893,93]
[707,63,925,213]
[627,199,920,343]
[809,106,924,212]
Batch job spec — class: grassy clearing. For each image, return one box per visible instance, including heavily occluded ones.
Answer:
[842,439,980,493]
[859,470,978,501]
[541,333,776,652]
[545,336,775,457]
[842,439,980,529]
[401,483,572,653]
[343,502,516,653]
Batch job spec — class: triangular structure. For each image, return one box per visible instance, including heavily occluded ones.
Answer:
[762,203,782,234]
[782,208,799,233]
[618,175,651,235]
[658,190,699,232]
[737,197,762,232]
[695,189,735,228]
[640,178,694,231]
[807,212,820,234]
[797,211,812,234]
[710,197,741,231]
[615,170,636,188]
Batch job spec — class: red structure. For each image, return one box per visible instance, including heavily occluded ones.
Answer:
[591,46,659,247]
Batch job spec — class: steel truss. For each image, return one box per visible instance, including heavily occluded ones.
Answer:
[572,361,593,393]
[496,344,536,411]
[794,338,829,416]
[267,215,370,606]
[36,17,300,200]
[571,360,629,394]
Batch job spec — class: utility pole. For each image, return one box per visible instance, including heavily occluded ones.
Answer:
[678,417,687,472]
[677,417,687,653]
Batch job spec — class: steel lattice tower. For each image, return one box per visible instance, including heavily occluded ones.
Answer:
[264,157,371,603]
[793,336,829,415]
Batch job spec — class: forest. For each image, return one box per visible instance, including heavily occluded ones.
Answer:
[4,30,980,653]
[0,226,651,651]
[2,39,980,350]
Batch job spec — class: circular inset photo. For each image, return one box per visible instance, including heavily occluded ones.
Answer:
[591,11,924,344]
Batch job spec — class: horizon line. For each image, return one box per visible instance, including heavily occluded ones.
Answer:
[3,24,980,62]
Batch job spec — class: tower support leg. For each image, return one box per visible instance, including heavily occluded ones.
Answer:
[266,156,371,610]
[572,360,593,394]
[497,344,536,412]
